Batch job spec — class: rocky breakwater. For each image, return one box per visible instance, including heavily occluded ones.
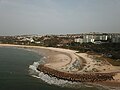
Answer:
[37,64,115,82]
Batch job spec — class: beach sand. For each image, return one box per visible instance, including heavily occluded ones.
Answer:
[0,44,120,89]
[0,44,81,72]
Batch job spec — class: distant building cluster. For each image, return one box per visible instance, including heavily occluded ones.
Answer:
[74,32,120,44]
[0,32,120,45]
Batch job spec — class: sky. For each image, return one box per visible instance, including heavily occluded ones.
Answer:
[0,0,120,35]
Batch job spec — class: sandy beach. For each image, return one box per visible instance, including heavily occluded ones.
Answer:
[0,44,120,89]
[0,44,82,72]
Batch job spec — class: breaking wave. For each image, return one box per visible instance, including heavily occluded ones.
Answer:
[28,59,86,88]
[28,57,108,90]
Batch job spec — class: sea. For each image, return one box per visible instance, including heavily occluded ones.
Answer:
[0,47,107,90]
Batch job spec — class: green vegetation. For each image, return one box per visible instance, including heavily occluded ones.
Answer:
[59,42,120,66]
[0,36,120,66]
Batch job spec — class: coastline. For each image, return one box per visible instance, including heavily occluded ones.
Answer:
[0,44,120,89]
[0,44,82,72]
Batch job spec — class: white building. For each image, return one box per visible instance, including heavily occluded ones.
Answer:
[74,38,83,43]
[82,33,109,43]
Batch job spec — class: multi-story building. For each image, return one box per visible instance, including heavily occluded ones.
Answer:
[109,33,120,43]
[74,38,83,43]
[74,32,120,44]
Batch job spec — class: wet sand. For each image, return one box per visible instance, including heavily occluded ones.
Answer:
[0,44,120,89]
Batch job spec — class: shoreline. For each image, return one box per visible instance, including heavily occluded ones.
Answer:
[0,44,82,72]
[37,64,115,82]
[0,44,120,89]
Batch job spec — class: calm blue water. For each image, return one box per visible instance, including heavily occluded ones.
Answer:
[0,47,101,90]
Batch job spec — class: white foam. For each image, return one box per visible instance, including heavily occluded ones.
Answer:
[38,71,71,85]
[33,62,39,67]
[29,61,80,87]
[29,61,108,89]
[31,75,41,78]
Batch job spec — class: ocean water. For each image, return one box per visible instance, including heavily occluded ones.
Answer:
[0,47,105,90]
